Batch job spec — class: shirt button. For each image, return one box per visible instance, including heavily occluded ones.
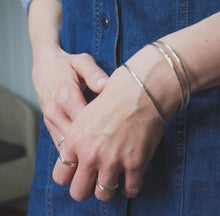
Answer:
[101,17,109,29]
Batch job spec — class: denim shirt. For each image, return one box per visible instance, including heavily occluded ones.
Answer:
[28,1,220,216]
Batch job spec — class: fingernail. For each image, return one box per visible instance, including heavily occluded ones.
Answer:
[97,77,108,87]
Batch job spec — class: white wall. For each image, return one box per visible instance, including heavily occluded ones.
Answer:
[0,0,39,110]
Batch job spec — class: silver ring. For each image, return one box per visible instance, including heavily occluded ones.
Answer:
[57,136,65,147]
[96,180,119,192]
[58,152,77,168]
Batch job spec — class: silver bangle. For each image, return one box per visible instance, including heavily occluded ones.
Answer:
[156,40,191,108]
[149,42,185,112]
[123,63,166,126]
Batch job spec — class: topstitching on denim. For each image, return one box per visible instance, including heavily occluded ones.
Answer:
[46,137,56,216]
[113,0,120,70]
[175,1,190,216]
[93,0,103,62]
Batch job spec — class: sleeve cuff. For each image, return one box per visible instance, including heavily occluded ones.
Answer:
[20,0,34,16]
[20,0,62,16]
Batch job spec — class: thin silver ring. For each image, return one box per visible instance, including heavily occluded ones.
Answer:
[96,180,119,192]
[58,152,77,168]
[57,136,65,147]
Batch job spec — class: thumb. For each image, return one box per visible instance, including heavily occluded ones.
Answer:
[70,53,109,93]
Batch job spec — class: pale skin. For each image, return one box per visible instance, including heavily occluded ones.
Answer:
[29,0,220,202]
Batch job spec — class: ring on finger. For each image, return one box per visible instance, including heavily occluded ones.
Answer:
[57,136,65,147]
[58,151,77,168]
[96,180,119,192]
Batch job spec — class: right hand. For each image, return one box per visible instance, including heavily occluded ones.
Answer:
[32,46,109,148]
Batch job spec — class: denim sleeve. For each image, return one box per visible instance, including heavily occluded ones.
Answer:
[20,0,62,16]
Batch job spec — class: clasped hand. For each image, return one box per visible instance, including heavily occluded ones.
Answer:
[52,64,164,202]
[33,47,164,202]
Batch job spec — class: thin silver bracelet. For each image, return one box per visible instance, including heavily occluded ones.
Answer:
[149,42,185,112]
[123,63,166,126]
[156,40,191,108]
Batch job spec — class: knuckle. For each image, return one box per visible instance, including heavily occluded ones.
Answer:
[105,158,119,171]
[86,155,97,167]
[88,68,103,82]
[85,150,99,166]
[80,52,92,61]
[125,157,144,171]
[54,85,70,108]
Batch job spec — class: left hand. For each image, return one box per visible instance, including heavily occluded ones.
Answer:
[52,45,179,201]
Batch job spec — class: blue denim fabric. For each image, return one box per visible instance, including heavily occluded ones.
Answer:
[28,0,220,215]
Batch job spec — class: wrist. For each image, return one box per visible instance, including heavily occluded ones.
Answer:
[32,40,64,64]
[125,45,181,122]
[28,0,62,63]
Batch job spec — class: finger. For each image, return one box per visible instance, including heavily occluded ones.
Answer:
[69,163,97,202]
[53,141,78,186]
[44,102,72,135]
[45,120,64,151]
[54,84,87,120]
[60,88,87,120]
[95,166,119,202]
[123,169,144,198]
[70,53,109,93]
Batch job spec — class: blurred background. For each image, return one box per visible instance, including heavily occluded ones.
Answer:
[0,0,40,215]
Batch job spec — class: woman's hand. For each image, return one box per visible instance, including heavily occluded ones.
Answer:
[28,0,109,148]
[52,45,180,200]
[52,11,220,202]
[32,46,109,148]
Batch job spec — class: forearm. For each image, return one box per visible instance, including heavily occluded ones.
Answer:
[28,0,62,60]
[161,12,220,93]
[124,12,220,121]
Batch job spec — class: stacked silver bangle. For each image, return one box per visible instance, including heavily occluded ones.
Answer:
[151,41,191,111]
[123,63,166,126]
[156,40,191,109]
[123,40,191,126]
